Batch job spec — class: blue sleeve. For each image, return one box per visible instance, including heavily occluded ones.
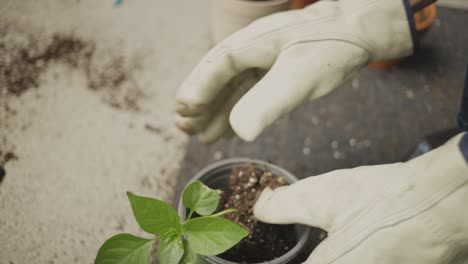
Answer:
[459,133,468,163]
[402,0,419,50]
[458,67,468,131]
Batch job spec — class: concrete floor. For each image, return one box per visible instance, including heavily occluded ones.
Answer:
[0,1,210,263]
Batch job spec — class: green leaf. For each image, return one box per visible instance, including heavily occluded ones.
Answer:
[94,233,154,264]
[184,217,249,256]
[182,181,220,216]
[159,235,184,264]
[127,192,181,236]
[178,240,198,264]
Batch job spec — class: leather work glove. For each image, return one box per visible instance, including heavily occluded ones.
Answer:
[254,133,468,264]
[176,0,416,143]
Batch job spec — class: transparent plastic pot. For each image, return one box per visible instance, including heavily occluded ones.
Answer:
[178,158,318,264]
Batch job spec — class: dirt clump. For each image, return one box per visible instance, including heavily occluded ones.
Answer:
[219,164,297,263]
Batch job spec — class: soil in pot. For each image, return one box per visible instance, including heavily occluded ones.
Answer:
[218,164,297,263]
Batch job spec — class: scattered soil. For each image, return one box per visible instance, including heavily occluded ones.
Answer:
[0,25,145,111]
[0,150,18,183]
[144,123,173,142]
[219,164,297,263]
[0,33,93,96]
[1,151,18,165]
[144,123,162,134]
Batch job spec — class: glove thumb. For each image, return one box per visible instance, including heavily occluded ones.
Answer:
[253,166,383,231]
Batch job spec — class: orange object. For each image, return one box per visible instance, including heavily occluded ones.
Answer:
[414,4,437,34]
[367,59,402,70]
[291,0,318,9]
[369,4,437,70]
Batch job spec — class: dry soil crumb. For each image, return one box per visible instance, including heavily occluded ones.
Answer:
[0,151,18,165]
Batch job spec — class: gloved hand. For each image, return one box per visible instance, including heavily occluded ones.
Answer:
[176,0,416,143]
[254,133,468,264]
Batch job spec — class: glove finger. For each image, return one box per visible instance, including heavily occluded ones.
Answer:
[176,25,279,114]
[229,44,319,141]
[175,85,237,134]
[176,82,233,117]
[197,71,257,144]
[230,39,372,141]
[254,166,384,231]
[175,114,212,135]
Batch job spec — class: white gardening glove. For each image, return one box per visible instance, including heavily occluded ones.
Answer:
[254,133,468,264]
[176,0,416,143]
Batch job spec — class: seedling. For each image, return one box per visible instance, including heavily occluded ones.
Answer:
[95,180,249,264]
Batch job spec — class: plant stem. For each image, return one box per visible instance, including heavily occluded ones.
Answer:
[210,208,238,218]
[187,209,195,220]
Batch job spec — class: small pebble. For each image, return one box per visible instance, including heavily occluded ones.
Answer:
[213,151,223,160]
[331,140,339,149]
[303,147,311,155]
[311,116,320,125]
[405,89,415,99]
[349,138,357,147]
[245,182,254,188]
[351,78,360,89]
[362,139,372,147]
[333,151,344,160]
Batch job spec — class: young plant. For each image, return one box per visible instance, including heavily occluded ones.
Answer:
[95,180,249,264]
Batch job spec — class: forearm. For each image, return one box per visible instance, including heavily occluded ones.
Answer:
[409,0,437,12]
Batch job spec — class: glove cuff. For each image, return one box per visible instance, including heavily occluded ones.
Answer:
[296,0,417,61]
[355,0,416,61]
